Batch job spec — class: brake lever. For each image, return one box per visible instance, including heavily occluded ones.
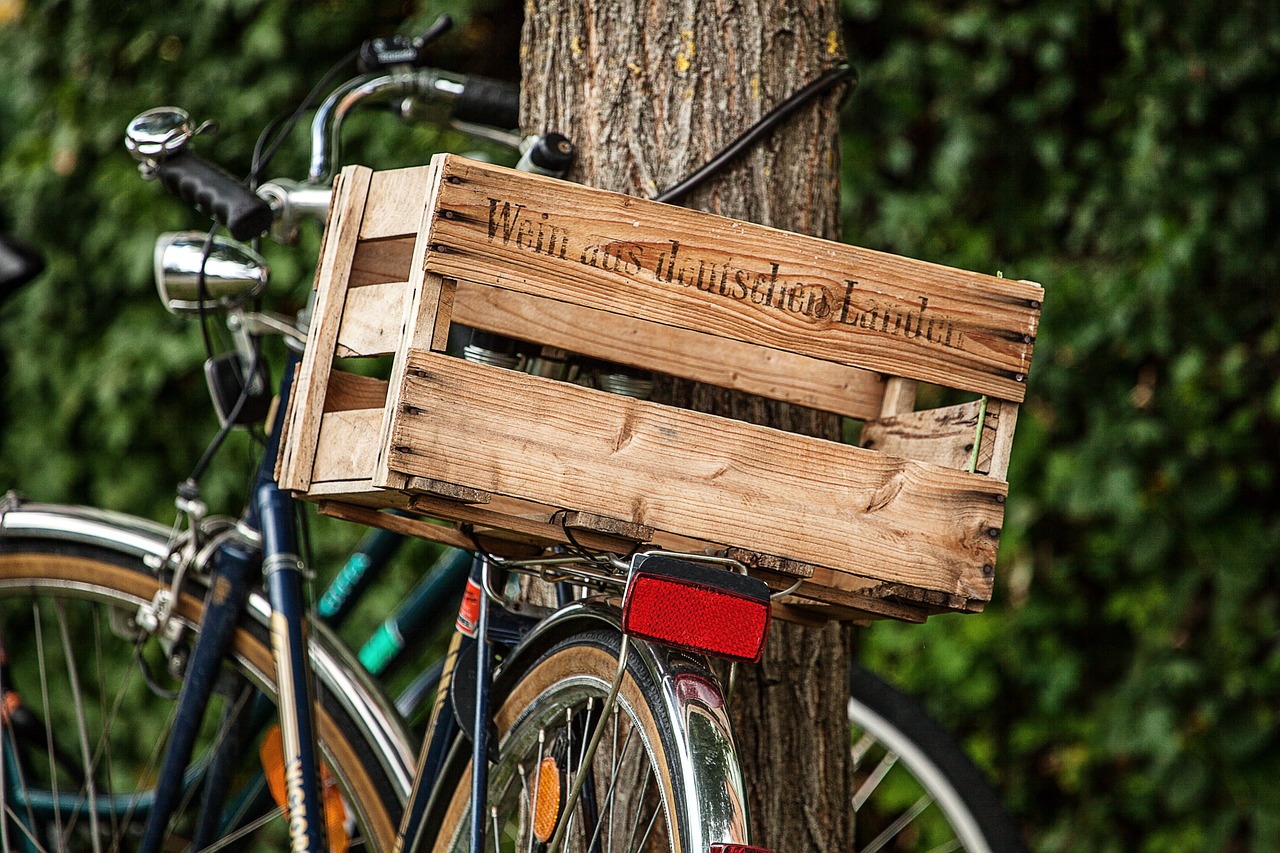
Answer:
[358,13,454,72]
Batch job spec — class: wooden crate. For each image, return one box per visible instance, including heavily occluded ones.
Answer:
[277,155,1043,624]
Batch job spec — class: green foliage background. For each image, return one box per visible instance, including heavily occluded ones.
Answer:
[1,1,1277,851]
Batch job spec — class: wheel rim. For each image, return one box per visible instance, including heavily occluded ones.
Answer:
[848,695,990,853]
[444,671,677,853]
[0,559,381,852]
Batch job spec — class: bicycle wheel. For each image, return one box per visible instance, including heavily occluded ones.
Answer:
[848,660,1027,853]
[431,629,699,853]
[0,535,410,852]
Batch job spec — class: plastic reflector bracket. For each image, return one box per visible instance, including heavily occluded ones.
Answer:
[622,554,772,663]
[710,845,775,853]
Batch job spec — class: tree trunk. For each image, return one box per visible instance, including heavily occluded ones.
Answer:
[521,3,855,849]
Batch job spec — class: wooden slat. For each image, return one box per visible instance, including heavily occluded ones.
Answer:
[405,477,492,504]
[879,378,918,417]
[322,370,388,413]
[724,548,815,579]
[337,280,409,357]
[318,501,545,558]
[372,160,451,491]
[310,407,384,484]
[386,351,1006,600]
[860,400,985,471]
[278,166,373,492]
[560,511,653,542]
[361,167,436,239]
[406,493,660,555]
[422,155,1042,402]
[451,280,888,420]
[978,399,1019,481]
[348,237,415,288]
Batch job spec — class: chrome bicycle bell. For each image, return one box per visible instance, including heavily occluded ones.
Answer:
[125,107,213,175]
[154,231,269,315]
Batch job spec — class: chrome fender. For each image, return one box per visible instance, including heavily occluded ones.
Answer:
[0,498,417,799]
[511,601,752,849]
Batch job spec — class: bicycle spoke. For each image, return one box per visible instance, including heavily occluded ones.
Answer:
[110,650,182,853]
[587,711,636,853]
[3,802,52,853]
[193,803,286,852]
[55,599,103,853]
[0,642,9,853]
[2,719,43,849]
[622,764,652,852]
[93,607,123,846]
[853,750,900,811]
[850,731,876,769]
[921,841,962,853]
[31,600,65,844]
[630,797,662,853]
[861,793,934,853]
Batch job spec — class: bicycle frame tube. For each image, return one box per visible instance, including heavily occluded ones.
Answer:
[141,352,330,853]
[138,538,257,853]
[253,351,329,852]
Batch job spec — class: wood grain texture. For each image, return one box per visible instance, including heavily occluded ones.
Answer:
[386,350,1005,600]
[348,237,414,288]
[336,280,408,358]
[321,370,388,413]
[450,279,889,419]
[861,399,986,471]
[311,407,384,483]
[360,166,435,239]
[277,166,372,492]
[422,155,1042,401]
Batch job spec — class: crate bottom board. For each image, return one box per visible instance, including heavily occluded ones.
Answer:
[299,482,980,624]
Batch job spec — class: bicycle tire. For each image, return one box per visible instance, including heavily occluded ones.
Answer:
[429,628,699,853]
[0,535,410,852]
[848,660,1027,853]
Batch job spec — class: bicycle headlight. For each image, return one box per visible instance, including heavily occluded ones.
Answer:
[153,230,269,315]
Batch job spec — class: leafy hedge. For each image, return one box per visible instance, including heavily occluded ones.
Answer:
[840,2,1280,850]
[2,1,1277,850]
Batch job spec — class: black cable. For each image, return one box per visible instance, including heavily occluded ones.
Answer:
[185,341,262,485]
[249,47,360,188]
[194,226,218,359]
[654,63,858,205]
[249,111,293,191]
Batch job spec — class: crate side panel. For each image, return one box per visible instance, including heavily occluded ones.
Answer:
[278,165,374,493]
[386,351,1006,600]
[423,156,1042,402]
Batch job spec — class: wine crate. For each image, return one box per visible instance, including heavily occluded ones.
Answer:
[277,155,1043,623]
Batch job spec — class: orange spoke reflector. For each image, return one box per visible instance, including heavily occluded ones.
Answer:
[532,755,562,842]
[260,725,352,853]
[622,554,772,663]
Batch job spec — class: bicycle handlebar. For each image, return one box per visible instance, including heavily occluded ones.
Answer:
[131,62,521,242]
[305,67,520,185]
[155,152,275,242]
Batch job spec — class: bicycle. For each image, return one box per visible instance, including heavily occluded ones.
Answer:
[0,18,1029,853]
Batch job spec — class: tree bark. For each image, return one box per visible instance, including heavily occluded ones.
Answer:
[521,2,855,849]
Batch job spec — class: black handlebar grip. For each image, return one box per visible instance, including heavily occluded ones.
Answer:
[454,76,520,130]
[155,152,274,242]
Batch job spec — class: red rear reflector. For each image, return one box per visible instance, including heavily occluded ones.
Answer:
[710,845,775,853]
[622,554,771,663]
